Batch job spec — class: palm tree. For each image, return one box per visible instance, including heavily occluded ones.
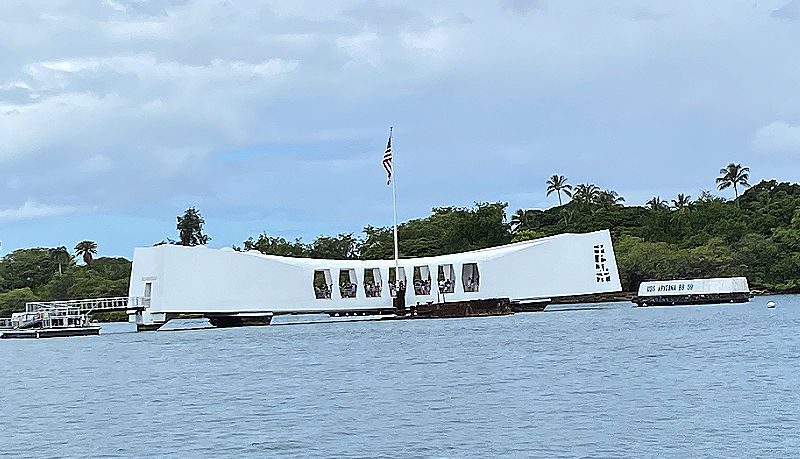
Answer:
[545,175,573,206]
[596,190,625,209]
[510,209,536,233]
[572,183,601,206]
[646,196,668,211]
[716,163,751,203]
[74,240,98,265]
[672,193,693,213]
[49,246,72,275]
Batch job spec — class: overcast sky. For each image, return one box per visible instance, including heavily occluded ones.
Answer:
[1,0,800,257]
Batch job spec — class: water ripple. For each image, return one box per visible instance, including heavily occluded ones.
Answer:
[1,296,799,457]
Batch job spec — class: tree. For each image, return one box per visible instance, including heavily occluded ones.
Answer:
[646,196,669,211]
[572,183,601,206]
[243,233,309,257]
[510,209,536,233]
[309,233,361,259]
[596,190,625,209]
[0,248,59,291]
[672,193,693,213]
[716,163,751,203]
[74,240,98,264]
[359,202,511,258]
[177,207,210,246]
[0,287,39,317]
[48,246,71,275]
[546,175,573,206]
[511,229,547,243]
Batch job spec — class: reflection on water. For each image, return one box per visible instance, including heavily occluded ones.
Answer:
[1,296,799,457]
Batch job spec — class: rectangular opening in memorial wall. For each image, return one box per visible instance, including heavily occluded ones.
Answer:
[313,269,332,299]
[339,268,357,298]
[389,267,406,297]
[462,263,480,292]
[437,264,455,294]
[364,268,382,297]
[413,265,431,295]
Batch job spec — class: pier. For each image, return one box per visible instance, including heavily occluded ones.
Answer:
[0,297,147,339]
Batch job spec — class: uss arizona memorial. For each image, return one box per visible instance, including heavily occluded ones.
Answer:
[127,229,622,329]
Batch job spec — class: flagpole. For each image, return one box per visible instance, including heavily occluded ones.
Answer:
[390,126,399,273]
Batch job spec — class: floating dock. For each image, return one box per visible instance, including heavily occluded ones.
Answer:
[1,326,100,339]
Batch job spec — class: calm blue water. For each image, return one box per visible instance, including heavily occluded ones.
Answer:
[1,296,799,458]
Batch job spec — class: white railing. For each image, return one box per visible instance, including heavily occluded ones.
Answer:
[0,318,12,329]
[25,296,147,313]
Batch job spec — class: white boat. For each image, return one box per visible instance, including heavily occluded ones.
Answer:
[633,277,750,307]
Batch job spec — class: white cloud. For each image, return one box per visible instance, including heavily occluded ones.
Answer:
[0,0,800,253]
[336,31,381,66]
[754,121,800,153]
[32,59,101,73]
[103,20,173,39]
[0,201,82,222]
[401,27,450,52]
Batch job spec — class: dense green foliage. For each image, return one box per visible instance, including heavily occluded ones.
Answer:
[0,245,130,318]
[240,202,512,260]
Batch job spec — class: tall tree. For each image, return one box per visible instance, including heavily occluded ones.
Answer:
[177,207,210,246]
[572,183,601,206]
[716,163,751,203]
[672,193,693,213]
[596,190,625,209]
[646,196,669,211]
[510,209,536,233]
[48,246,71,275]
[545,175,573,206]
[74,240,98,264]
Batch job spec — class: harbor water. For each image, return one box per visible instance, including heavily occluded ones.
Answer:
[1,296,799,457]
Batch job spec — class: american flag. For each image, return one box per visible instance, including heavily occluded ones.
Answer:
[382,131,393,185]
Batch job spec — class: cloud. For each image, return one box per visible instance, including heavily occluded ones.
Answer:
[401,27,450,52]
[754,121,800,153]
[336,31,382,66]
[0,0,799,253]
[0,201,82,222]
[772,0,800,20]
[501,0,541,15]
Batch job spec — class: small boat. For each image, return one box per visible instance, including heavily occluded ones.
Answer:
[633,277,750,307]
[0,306,100,339]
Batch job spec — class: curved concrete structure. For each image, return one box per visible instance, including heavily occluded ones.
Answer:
[128,229,621,327]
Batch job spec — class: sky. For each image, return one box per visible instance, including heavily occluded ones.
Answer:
[1,0,800,258]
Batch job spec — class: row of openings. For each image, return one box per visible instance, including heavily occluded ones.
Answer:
[313,263,480,300]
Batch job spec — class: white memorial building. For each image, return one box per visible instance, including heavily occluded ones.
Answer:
[127,229,621,328]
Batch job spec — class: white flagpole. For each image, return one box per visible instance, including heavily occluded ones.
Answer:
[390,126,399,273]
